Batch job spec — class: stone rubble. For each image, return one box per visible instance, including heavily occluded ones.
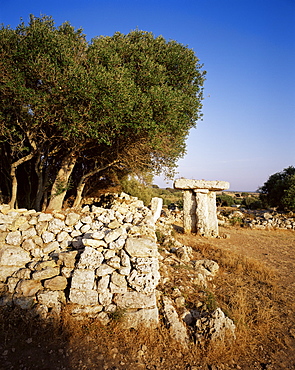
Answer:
[0,193,160,327]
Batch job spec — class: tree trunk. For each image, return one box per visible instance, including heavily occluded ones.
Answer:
[72,160,120,208]
[47,153,77,211]
[9,152,35,209]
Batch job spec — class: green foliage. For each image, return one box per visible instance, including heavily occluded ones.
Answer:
[0,15,206,210]
[216,193,235,207]
[120,176,153,206]
[259,166,295,211]
[241,196,263,210]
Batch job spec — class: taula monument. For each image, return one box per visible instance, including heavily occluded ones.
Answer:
[174,179,230,237]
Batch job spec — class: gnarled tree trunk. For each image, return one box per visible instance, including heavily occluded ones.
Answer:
[47,152,77,211]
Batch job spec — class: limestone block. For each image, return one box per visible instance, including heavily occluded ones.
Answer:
[174,179,230,191]
[104,227,125,244]
[150,197,163,222]
[113,291,157,309]
[70,305,103,318]
[34,260,57,271]
[71,269,95,290]
[57,251,78,267]
[65,212,80,226]
[183,190,197,233]
[48,218,65,234]
[14,268,31,279]
[77,246,104,269]
[71,230,81,238]
[106,256,121,269]
[80,215,92,224]
[120,249,131,267]
[98,290,113,306]
[28,216,38,225]
[5,231,22,246]
[103,249,116,259]
[118,266,131,275]
[111,271,127,288]
[61,267,74,278]
[16,279,43,296]
[91,229,107,240]
[108,220,121,229]
[37,290,61,307]
[0,246,31,266]
[82,238,107,248]
[41,231,55,243]
[32,267,60,281]
[122,307,159,329]
[127,269,160,294]
[124,237,158,258]
[70,288,99,306]
[43,276,67,290]
[108,235,126,250]
[96,264,115,277]
[109,282,128,293]
[97,275,110,293]
[43,241,60,254]
[22,238,36,252]
[7,277,19,293]
[162,296,189,347]
[22,227,37,239]
[38,213,53,222]
[131,257,159,274]
[35,222,48,235]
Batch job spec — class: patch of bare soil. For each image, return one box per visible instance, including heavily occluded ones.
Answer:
[0,227,294,370]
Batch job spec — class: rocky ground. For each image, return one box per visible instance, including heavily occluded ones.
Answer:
[1,225,295,369]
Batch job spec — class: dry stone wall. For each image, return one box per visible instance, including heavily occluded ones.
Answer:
[0,193,160,327]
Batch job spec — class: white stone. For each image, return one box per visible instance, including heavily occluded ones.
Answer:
[0,246,31,266]
[174,179,230,191]
[104,228,125,244]
[43,241,60,254]
[38,213,53,222]
[71,269,95,290]
[98,290,113,306]
[113,292,157,309]
[6,231,22,246]
[48,218,65,234]
[96,264,115,276]
[82,238,107,248]
[41,231,55,243]
[97,275,110,293]
[124,237,158,258]
[77,247,104,269]
[122,307,159,329]
[65,212,81,226]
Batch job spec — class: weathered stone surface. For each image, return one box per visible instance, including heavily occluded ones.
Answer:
[48,218,65,234]
[71,269,95,290]
[124,237,158,258]
[38,213,53,222]
[32,267,60,281]
[106,256,121,269]
[37,290,62,307]
[104,228,125,244]
[77,247,104,269]
[16,279,42,296]
[150,197,163,222]
[97,275,110,293]
[98,290,113,306]
[41,231,55,243]
[44,276,68,290]
[82,238,107,248]
[0,246,31,266]
[58,251,77,267]
[113,291,156,309]
[162,296,189,347]
[122,307,159,329]
[96,264,115,276]
[174,179,230,191]
[5,231,22,246]
[65,212,80,226]
[22,227,37,239]
[111,271,127,288]
[43,241,60,254]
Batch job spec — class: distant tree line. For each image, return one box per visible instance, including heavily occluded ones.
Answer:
[0,15,206,210]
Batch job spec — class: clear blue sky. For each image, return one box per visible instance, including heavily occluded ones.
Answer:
[1,0,294,191]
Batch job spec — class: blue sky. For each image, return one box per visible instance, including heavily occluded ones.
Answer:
[1,0,294,191]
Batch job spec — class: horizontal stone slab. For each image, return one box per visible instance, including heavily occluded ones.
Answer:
[174,179,230,191]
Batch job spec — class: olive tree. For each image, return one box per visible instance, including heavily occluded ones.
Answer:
[0,15,206,210]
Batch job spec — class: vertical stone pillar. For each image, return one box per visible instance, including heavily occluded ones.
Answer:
[195,189,209,236]
[183,190,196,233]
[207,191,218,237]
[174,179,230,237]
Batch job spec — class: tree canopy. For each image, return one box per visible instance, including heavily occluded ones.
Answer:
[0,15,206,210]
[259,166,295,211]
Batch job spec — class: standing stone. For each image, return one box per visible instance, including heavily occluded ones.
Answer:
[174,179,230,237]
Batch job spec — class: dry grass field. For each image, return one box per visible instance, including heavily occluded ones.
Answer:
[1,226,294,369]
